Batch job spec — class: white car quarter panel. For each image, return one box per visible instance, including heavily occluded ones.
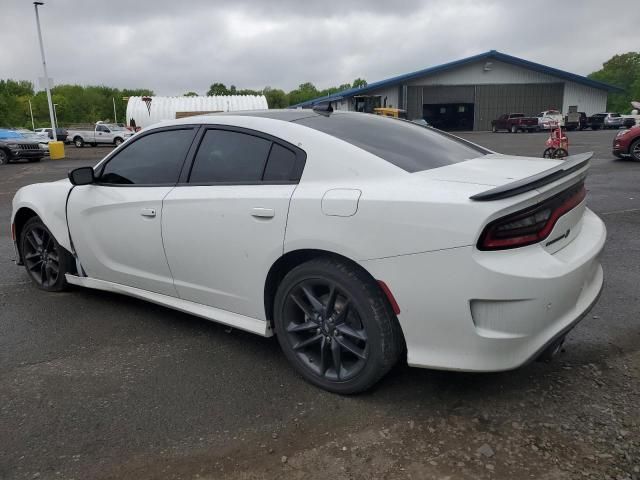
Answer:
[361,208,605,371]
[161,184,296,320]
[67,185,177,296]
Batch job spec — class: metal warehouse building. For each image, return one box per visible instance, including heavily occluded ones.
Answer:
[294,50,621,131]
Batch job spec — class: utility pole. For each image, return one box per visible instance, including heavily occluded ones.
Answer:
[113,97,117,124]
[33,2,57,141]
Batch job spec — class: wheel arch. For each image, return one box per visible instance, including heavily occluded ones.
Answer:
[263,248,400,329]
[12,207,39,262]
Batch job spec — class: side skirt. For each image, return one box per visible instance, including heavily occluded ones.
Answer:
[65,274,271,337]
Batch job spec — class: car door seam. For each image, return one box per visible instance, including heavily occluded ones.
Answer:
[160,185,181,298]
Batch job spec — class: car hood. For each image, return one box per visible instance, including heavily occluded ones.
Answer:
[419,153,562,187]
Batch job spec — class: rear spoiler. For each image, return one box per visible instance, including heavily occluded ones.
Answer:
[470,152,592,201]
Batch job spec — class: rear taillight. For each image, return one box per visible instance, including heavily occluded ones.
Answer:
[478,182,586,250]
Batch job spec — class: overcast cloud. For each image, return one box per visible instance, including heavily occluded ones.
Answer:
[1,0,638,95]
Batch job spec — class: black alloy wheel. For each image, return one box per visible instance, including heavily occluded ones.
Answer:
[274,258,403,394]
[20,217,72,291]
[282,279,368,382]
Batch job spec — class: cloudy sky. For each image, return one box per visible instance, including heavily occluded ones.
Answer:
[1,0,638,95]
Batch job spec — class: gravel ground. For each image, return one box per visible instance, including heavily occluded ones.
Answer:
[0,130,638,480]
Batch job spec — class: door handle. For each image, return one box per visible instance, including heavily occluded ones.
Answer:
[251,207,274,218]
[141,208,156,218]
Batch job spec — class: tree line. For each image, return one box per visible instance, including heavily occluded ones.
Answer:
[0,80,153,129]
[0,77,368,128]
[1,50,637,129]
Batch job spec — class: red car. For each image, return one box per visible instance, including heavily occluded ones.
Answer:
[613,126,640,161]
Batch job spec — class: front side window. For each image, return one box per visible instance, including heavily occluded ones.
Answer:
[99,128,195,185]
[189,129,272,183]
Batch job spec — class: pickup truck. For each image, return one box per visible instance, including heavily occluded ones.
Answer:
[491,113,538,133]
[536,110,564,130]
[67,123,135,148]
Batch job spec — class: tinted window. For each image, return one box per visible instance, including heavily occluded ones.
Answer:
[99,129,194,185]
[190,129,271,183]
[264,143,297,181]
[294,113,487,172]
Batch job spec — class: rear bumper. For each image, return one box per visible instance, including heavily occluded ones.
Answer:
[361,208,606,372]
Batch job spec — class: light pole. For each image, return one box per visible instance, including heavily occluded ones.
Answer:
[28,99,35,131]
[112,97,117,124]
[53,103,59,126]
[33,2,57,142]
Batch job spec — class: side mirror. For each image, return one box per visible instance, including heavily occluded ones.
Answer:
[68,167,95,186]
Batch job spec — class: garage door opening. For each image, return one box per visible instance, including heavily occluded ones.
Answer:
[423,103,474,131]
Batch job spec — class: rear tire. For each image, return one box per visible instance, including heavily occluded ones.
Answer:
[114,137,123,146]
[74,137,84,148]
[491,125,497,133]
[19,217,73,292]
[511,125,518,133]
[273,257,403,394]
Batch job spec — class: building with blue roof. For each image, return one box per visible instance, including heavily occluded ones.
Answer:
[290,50,622,131]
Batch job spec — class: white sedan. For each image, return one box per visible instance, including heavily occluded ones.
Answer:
[10,110,606,393]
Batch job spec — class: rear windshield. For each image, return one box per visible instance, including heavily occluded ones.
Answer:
[293,113,488,172]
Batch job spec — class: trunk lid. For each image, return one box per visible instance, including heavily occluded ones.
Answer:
[418,152,592,253]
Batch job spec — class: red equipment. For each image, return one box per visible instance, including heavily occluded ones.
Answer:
[543,121,569,158]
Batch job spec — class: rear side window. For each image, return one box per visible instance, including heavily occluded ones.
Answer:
[294,113,487,173]
[99,128,195,185]
[263,143,297,181]
[189,130,272,183]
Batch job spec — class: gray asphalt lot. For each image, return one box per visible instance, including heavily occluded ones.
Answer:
[0,130,638,480]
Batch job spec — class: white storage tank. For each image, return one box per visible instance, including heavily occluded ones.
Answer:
[125,95,269,129]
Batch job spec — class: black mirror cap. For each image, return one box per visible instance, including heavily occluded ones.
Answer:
[68,167,95,186]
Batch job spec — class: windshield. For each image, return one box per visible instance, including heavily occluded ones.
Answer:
[0,130,22,139]
[294,112,488,173]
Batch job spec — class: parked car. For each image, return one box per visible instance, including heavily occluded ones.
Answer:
[491,113,538,133]
[586,114,605,130]
[565,112,588,131]
[612,125,640,161]
[536,110,564,130]
[19,132,50,155]
[10,110,605,393]
[589,113,624,130]
[34,127,68,142]
[67,123,135,148]
[622,117,637,129]
[0,129,45,165]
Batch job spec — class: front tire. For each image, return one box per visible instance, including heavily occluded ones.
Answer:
[273,257,403,394]
[511,125,518,133]
[20,217,73,291]
[114,137,123,146]
[491,125,497,133]
[630,139,640,161]
[0,149,8,165]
